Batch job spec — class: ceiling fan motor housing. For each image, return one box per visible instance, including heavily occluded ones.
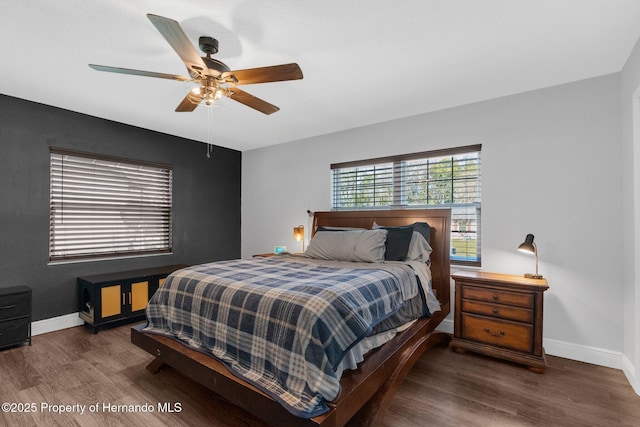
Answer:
[197,36,231,76]
[199,36,219,55]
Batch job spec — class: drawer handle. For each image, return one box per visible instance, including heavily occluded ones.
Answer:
[484,328,505,338]
[0,304,17,310]
[492,308,499,314]
[492,294,499,301]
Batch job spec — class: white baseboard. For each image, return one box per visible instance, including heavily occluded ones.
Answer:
[623,355,640,395]
[435,317,454,334]
[543,338,623,370]
[31,312,84,336]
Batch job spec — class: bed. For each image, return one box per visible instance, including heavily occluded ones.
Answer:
[131,209,451,426]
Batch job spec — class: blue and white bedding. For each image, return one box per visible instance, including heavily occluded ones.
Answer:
[143,254,436,418]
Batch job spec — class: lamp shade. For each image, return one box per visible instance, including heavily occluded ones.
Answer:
[293,225,305,252]
[518,234,536,254]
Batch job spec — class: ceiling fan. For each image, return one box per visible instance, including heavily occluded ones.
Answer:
[89,14,303,114]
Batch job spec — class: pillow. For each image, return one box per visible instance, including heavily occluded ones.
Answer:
[371,224,414,261]
[412,222,430,243]
[305,229,388,263]
[373,221,431,261]
[373,221,430,241]
[406,231,433,262]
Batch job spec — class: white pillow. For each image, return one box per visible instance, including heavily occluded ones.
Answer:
[305,229,388,263]
[406,231,433,262]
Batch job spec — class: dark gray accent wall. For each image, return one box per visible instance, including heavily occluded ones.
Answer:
[0,94,241,321]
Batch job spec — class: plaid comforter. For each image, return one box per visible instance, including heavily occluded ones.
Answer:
[144,255,422,418]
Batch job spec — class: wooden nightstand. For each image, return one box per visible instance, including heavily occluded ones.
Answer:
[450,271,549,373]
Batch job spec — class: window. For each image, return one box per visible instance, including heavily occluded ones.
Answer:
[49,148,173,262]
[331,145,481,265]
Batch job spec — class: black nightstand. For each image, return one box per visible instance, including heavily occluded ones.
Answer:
[0,286,32,350]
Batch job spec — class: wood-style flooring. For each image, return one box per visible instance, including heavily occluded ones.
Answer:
[0,324,638,426]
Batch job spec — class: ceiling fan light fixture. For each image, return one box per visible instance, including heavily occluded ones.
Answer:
[185,81,229,107]
[204,86,229,106]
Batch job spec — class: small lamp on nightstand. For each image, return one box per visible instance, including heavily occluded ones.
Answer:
[293,225,305,252]
[518,233,543,279]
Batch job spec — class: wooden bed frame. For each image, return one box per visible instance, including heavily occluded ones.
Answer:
[131,209,451,427]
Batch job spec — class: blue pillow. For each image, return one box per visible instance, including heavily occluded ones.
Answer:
[412,222,431,243]
[376,224,414,261]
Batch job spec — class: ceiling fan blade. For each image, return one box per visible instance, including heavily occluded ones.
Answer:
[175,93,201,112]
[146,14,208,78]
[89,64,190,81]
[228,88,280,115]
[223,63,303,85]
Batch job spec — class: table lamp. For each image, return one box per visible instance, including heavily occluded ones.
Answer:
[518,233,543,279]
[293,225,305,252]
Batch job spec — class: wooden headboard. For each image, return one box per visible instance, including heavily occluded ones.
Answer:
[312,209,451,305]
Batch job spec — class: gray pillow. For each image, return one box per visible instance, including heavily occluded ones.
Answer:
[305,229,388,263]
[406,231,433,262]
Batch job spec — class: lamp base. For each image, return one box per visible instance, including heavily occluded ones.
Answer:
[524,273,544,279]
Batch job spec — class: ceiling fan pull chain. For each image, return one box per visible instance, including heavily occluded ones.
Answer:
[206,105,214,158]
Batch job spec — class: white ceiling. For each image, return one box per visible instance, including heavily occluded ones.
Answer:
[2,1,640,152]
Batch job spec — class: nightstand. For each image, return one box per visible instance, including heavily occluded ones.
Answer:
[450,271,549,373]
[0,286,32,350]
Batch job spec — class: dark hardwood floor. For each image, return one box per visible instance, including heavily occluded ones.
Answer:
[0,324,638,426]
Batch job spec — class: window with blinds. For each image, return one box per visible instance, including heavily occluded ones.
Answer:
[331,144,481,265]
[49,149,173,262]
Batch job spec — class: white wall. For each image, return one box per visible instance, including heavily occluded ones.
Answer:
[242,74,624,367]
[621,36,640,394]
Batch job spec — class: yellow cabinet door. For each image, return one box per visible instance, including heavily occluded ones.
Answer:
[130,281,149,312]
[101,285,122,318]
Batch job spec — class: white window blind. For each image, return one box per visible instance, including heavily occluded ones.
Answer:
[49,149,173,262]
[331,145,481,264]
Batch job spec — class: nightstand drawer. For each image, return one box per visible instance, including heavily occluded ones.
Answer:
[0,317,30,347]
[462,285,533,308]
[0,291,31,321]
[462,300,533,323]
[461,314,532,353]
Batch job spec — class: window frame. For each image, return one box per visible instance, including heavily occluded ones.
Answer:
[48,148,173,263]
[330,144,481,266]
